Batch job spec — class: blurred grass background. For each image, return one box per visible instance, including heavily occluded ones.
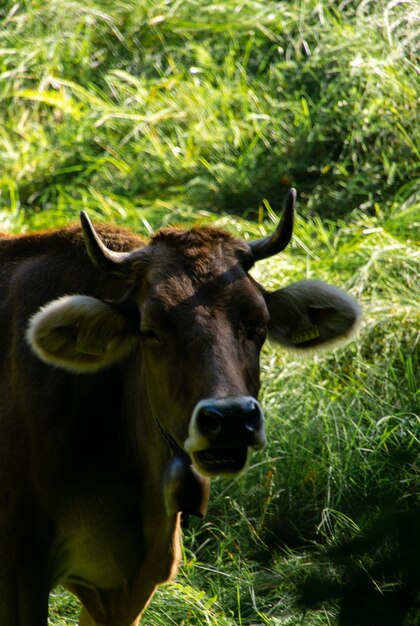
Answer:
[0,0,418,624]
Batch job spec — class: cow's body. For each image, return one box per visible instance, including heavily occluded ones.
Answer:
[0,190,361,625]
[0,226,172,625]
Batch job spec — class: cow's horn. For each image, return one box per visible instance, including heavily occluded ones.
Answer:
[249,187,296,261]
[80,211,133,274]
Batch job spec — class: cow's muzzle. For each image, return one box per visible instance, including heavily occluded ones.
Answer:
[184,397,266,477]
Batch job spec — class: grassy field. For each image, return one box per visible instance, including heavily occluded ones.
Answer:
[1,0,419,624]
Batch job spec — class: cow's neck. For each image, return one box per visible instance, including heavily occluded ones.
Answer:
[121,358,210,526]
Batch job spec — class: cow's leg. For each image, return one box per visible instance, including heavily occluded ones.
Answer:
[75,515,181,626]
[0,532,50,626]
[74,584,152,626]
[0,571,49,626]
[0,481,51,625]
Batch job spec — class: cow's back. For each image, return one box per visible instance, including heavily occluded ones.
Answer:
[0,223,143,302]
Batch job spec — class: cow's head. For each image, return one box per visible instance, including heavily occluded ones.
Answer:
[27,190,361,480]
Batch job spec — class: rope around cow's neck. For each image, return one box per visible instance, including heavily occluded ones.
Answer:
[152,412,185,457]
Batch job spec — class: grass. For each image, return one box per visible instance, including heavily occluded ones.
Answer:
[0,0,419,624]
[1,0,419,223]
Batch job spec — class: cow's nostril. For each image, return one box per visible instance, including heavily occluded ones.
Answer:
[245,404,263,433]
[197,408,223,437]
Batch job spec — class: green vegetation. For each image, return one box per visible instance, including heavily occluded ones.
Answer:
[0,0,418,624]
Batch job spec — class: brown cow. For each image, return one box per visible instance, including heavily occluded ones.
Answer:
[0,189,360,626]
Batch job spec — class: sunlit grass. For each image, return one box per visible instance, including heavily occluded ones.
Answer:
[1,0,418,221]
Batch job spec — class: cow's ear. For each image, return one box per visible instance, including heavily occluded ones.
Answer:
[27,295,138,372]
[265,280,361,351]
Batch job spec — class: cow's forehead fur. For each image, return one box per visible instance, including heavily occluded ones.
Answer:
[149,226,251,276]
[137,226,255,307]
[150,225,236,247]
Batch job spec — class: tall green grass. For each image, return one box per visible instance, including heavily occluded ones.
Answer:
[0,0,418,624]
[1,0,418,225]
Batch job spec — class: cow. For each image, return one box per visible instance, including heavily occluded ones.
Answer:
[0,189,360,626]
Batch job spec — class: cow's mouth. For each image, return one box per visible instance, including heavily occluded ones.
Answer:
[192,447,248,476]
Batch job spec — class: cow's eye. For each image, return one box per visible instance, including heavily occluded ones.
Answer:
[140,329,161,343]
[243,323,266,343]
